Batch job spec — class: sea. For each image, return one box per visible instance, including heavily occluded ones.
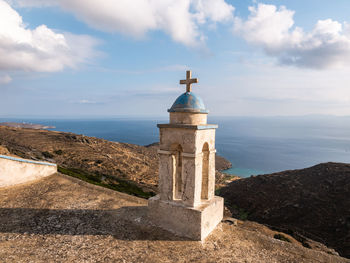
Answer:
[1,116,350,178]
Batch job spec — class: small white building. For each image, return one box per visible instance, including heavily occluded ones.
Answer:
[148,70,224,240]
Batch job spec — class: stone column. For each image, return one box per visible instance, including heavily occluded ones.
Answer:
[207,150,216,201]
[158,151,173,201]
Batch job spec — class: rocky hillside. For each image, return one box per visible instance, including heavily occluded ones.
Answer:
[1,126,350,260]
[0,173,348,262]
[0,126,235,197]
[0,145,10,155]
[219,162,350,259]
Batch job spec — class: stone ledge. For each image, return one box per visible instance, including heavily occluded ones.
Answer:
[148,195,223,240]
[157,124,218,130]
[0,155,57,166]
[157,149,216,157]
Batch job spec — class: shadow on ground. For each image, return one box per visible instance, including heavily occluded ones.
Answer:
[0,206,189,241]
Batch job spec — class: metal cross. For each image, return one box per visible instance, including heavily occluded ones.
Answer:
[180,70,198,93]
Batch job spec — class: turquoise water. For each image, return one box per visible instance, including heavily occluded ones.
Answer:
[223,167,265,176]
[1,116,350,178]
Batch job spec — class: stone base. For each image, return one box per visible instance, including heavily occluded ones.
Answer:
[148,195,223,240]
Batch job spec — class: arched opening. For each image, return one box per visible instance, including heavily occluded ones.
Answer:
[201,143,209,200]
[171,144,183,200]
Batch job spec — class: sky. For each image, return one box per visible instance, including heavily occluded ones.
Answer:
[1,0,350,118]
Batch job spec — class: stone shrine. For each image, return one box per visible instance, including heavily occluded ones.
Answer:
[148,70,224,240]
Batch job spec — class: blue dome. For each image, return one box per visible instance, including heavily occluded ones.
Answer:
[168,92,208,113]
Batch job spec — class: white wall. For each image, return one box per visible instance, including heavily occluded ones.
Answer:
[0,155,57,187]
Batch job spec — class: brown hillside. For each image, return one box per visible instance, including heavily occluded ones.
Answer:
[219,162,350,258]
[0,126,234,196]
[0,145,10,155]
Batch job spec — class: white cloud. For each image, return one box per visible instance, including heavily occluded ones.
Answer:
[234,4,350,69]
[78,99,97,104]
[0,74,11,84]
[192,0,234,24]
[0,0,99,72]
[9,0,234,47]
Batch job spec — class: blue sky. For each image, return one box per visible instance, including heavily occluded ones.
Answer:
[1,0,350,117]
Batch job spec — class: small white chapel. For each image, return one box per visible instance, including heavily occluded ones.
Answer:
[148,70,224,240]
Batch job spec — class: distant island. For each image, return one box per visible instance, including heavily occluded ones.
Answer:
[0,122,55,129]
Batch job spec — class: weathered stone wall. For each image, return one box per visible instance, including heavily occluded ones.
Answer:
[169,112,207,125]
[158,127,216,207]
[195,129,216,203]
[0,155,57,187]
[148,195,224,240]
[159,128,216,154]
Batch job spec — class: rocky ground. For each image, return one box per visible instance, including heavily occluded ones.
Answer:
[0,174,348,263]
[0,126,236,197]
[219,163,350,259]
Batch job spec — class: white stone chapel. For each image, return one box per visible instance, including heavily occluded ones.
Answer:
[148,70,224,240]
